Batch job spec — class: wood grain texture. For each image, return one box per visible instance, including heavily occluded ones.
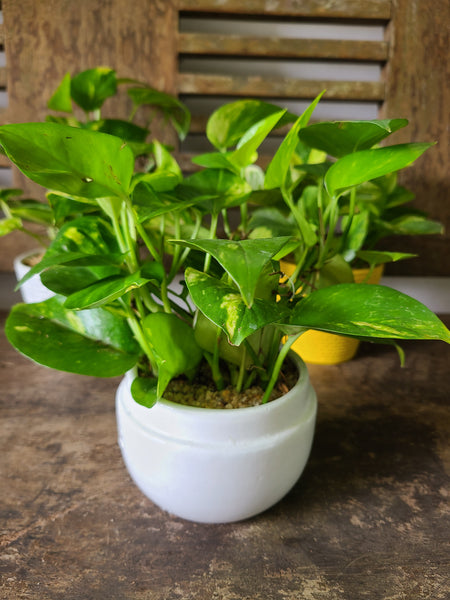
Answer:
[178,73,385,100]
[379,0,450,276]
[179,33,389,61]
[178,0,392,20]
[0,0,178,270]
[1,311,449,599]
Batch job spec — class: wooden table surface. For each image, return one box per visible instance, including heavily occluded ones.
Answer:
[1,310,449,599]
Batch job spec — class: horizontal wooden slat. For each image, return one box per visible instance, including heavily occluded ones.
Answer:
[178,73,385,101]
[179,33,389,61]
[178,0,391,20]
[0,66,7,88]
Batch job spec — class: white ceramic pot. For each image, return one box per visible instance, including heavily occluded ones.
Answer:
[116,354,317,524]
[13,250,53,304]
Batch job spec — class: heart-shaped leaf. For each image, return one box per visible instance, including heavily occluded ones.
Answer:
[325,143,433,199]
[174,237,291,308]
[127,86,191,141]
[0,122,134,199]
[5,296,140,376]
[206,99,295,151]
[178,169,252,215]
[70,67,117,112]
[299,118,408,157]
[185,268,289,345]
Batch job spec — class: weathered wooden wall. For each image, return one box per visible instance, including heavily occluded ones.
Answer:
[0,0,178,269]
[0,0,448,275]
[379,0,449,275]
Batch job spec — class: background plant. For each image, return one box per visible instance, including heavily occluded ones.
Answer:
[0,67,191,253]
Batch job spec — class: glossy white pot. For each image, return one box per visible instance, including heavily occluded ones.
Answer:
[13,250,53,304]
[116,354,317,523]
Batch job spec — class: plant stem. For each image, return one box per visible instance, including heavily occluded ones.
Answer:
[120,299,158,374]
[235,345,247,393]
[261,333,302,404]
[222,208,232,238]
[160,277,173,314]
[240,203,248,235]
[204,212,219,273]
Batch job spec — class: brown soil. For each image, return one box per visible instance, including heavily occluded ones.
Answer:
[23,252,44,267]
[162,360,298,409]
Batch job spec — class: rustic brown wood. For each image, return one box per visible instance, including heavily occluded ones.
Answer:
[0,0,179,271]
[0,148,9,166]
[379,0,450,276]
[0,66,6,88]
[1,310,449,598]
[179,33,389,61]
[178,73,385,100]
[178,0,392,20]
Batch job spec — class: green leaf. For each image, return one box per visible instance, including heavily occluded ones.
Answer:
[173,237,291,308]
[40,264,120,296]
[131,376,158,408]
[19,216,122,286]
[141,312,203,399]
[178,169,252,215]
[355,250,416,266]
[230,109,286,168]
[325,143,433,199]
[249,207,297,238]
[206,99,295,151]
[265,91,324,190]
[71,67,117,112]
[191,152,239,172]
[0,217,21,236]
[5,296,140,376]
[64,271,154,310]
[132,181,197,223]
[299,119,408,157]
[94,118,149,143]
[7,198,54,226]
[47,192,98,226]
[289,283,450,342]
[127,86,191,141]
[47,72,73,113]
[381,214,444,236]
[0,122,134,199]
[185,268,289,345]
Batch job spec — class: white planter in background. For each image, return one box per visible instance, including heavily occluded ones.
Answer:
[13,250,53,304]
[116,354,317,524]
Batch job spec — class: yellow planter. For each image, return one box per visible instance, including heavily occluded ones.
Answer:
[281,262,384,365]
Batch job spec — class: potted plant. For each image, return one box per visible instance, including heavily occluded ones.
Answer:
[1,66,191,302]
[0,96,448,523]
